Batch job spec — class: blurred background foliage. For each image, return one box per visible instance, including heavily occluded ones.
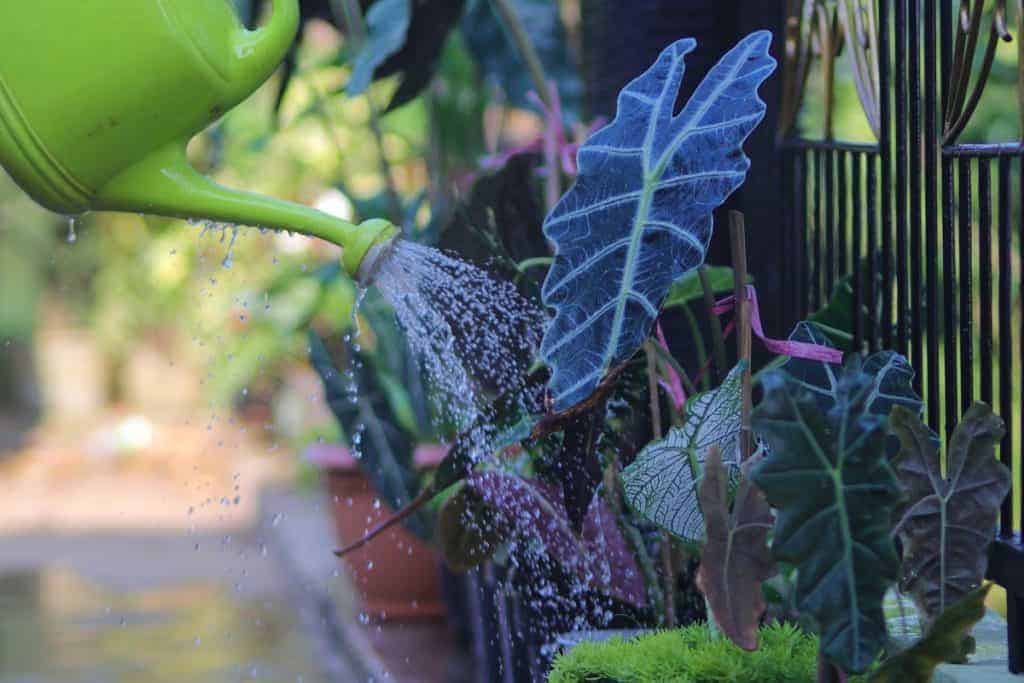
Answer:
[1,0,1021,459]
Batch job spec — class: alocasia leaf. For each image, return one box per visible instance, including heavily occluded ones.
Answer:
[868,584,992,683]
[890,404,1011,625]
[751,357,903,674]
[621,363,745,543]
[539,32,776,411]
[779,322,922,438]
[695,446,776,651]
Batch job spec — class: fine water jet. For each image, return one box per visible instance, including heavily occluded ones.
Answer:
[0,0,397,284]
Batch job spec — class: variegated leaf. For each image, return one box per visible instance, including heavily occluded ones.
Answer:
[621,363,745,542]
[540,32,776,411]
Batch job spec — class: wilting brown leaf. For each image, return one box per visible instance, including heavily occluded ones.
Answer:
[890,403,1011,624]
[696,445,777,651]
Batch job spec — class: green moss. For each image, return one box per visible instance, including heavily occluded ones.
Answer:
[548,623,824,683]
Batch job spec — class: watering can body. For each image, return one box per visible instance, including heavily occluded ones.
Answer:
[0,0,396,281]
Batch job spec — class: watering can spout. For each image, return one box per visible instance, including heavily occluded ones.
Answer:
[94,143,398,283]
[231,0,301,102]
[0,0,397,283]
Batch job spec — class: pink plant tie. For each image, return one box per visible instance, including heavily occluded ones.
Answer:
[713,286,844,364]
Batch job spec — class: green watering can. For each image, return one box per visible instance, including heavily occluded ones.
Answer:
[0,0,397,283]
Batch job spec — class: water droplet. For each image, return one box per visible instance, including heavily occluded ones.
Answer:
[66,216,77,243]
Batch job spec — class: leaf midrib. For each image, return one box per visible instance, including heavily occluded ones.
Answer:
[599,46,751,378]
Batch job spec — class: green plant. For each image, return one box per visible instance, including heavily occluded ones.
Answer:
[547,622,824,683]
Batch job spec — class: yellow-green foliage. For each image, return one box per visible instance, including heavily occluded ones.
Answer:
[548,623,823,683]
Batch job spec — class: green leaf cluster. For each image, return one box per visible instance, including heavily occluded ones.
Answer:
[548,623,824,683]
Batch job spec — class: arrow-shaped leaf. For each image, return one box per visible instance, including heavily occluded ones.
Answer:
[868,584,992,683]
[540,32,776,411]
[622,363,745,542]
[779,322,921,458]
[751,357,903,674]
[890,403,1011,624]
[696,446,776,651]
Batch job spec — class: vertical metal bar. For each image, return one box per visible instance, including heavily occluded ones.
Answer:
[941,0,957,441]
[813,148,824,311]
[879,0,894,350]
[781,149,793,329]
[908,0,923,385]
[998,155,1013,533]
[1008,590,1023,674]
[943,152,959,440]
[924,0,940,433]
[1019,156,1024,534]
[895,0,909,355]
[959,156,974,412]
[838,149,848,283]
[825,148,836,297]
[978,159,993,407]
[795,151,808,320]
[868,152,879,351]
[852,152,864,350]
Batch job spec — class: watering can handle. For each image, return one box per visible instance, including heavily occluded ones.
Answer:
[230,0,300,95]
[94,142,395,279]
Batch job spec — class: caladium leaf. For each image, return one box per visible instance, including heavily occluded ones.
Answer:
[695,446,776,651]
[889,404,1011,625]
[539,32,776,411]
[621,363,745,542]
[751,357,903,674]
[868,584,991,683]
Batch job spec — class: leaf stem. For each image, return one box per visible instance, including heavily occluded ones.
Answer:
[648,338,698,398]
[699,266,729,384]
[645,340,677,627]
[600,451,665,622]
[681,304,712,392]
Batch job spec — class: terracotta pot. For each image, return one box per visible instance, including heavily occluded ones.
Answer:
[308,443,448,621]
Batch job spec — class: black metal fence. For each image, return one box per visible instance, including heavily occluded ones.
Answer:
[778,0,1023,672]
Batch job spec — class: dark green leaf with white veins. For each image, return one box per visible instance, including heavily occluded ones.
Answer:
[890,404,1011,624]
[622,363,745,542]
[539,32,776,411]
[751,357,903,674]
[779,322,921,453]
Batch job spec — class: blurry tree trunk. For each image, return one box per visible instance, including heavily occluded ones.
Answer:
[581,0,786,336]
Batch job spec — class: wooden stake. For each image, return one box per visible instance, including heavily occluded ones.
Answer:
[729,211,753,461]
